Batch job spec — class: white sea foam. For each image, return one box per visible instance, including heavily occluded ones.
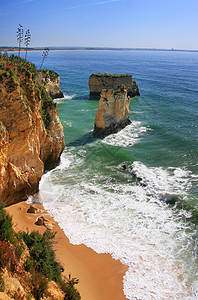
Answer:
[78,108,97,112]
[53,98,64,104]
[53,94,75,104]
[129,161,193,202]
[102,121,150,147]
[63,120,72,127]
[29,155,198,299]
[64,94,76,100]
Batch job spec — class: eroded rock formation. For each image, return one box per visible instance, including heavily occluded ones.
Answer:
[89,73,140,98]
[94,85,131,136]
[36,70,64,99]
[0,60,65,206]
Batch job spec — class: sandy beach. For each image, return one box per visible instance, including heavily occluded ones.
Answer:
[6,201,127,300]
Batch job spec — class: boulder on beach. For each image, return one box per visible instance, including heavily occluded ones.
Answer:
[43,222,54,230]
[35,216,45,226]
[35,215,54,230]
[27,205,40,214]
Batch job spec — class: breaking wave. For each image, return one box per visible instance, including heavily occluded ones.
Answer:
[54,94,76,104]
[102,121,150,147]
[29,151,198,299]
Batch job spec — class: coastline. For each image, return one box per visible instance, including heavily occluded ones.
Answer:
[6,201,127,300]
[3,48,198,53]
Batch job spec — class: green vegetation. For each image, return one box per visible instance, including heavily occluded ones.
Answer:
[31,269,48,300]
[0,53,37,83]
[0,203,14,243]
[61,274,81,300]
[20,230,62,282]
[0,240,18,273]
[0,203,24,274]
[0,203,81,299]
[41,69,59,82]
[40,85,54,132]
[94,73,131,77]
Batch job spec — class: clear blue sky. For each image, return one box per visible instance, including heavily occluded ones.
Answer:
[0,0,198,50]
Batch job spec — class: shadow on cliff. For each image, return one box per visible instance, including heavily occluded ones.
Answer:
[66,131,98,147]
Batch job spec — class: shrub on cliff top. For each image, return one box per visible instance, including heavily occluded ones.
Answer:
[40,69,59,82]
[20,230,62,282]
[31,269,48,300]
[61,275,81,300]
[0,203,14,243]
[0,240,17,272]
[0,54,55,132]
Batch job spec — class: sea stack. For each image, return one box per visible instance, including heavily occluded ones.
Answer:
[89,73,140,98]
[94,85,131,136]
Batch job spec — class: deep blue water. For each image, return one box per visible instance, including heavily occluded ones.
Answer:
[25,50,198,299]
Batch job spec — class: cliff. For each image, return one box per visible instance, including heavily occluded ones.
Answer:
[36,69,64,99]
[0,55,65,206]
[89,73,140,98]
[94,85,131,136]
[0,204,80,299]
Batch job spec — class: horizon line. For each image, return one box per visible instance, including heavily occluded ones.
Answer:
[1,46,198,53]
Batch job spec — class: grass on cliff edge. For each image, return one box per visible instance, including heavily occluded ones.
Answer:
[40,69,59,83]
[0,52,56,133]
[0,203,81,299]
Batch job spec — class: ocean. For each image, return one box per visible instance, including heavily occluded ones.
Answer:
[26,50,198,299]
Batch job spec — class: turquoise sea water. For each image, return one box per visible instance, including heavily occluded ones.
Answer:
[27,50,198,299]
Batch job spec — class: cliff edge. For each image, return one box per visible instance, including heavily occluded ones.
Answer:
[94,85,131,136]
[0,55,65,206]
[36,69,64,99]
[89,73,140,98]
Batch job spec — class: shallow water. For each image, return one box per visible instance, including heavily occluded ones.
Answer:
[26,50,198,299]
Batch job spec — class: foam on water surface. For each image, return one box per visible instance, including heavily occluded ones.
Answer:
[129,161,193,202]
[53,94,76,104]
[29,149,198,300]
[25,48,198,300]
[102,121,150,147]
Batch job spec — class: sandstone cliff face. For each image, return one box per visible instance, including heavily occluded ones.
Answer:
[89,73,140,98]
[0,58,65,205]
[94,85,131,136]
[36,70,64,99]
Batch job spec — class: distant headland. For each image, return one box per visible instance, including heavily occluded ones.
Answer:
[1,46,198,53]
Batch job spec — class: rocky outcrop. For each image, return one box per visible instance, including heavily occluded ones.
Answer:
[94,85,131,136]
[89,73,140,98]
[3,269,25,298]
[36,70,64,99]
[47,281,65,300]
[0,60,65,206]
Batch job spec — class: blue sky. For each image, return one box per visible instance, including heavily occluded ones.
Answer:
[0,0,198,50]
